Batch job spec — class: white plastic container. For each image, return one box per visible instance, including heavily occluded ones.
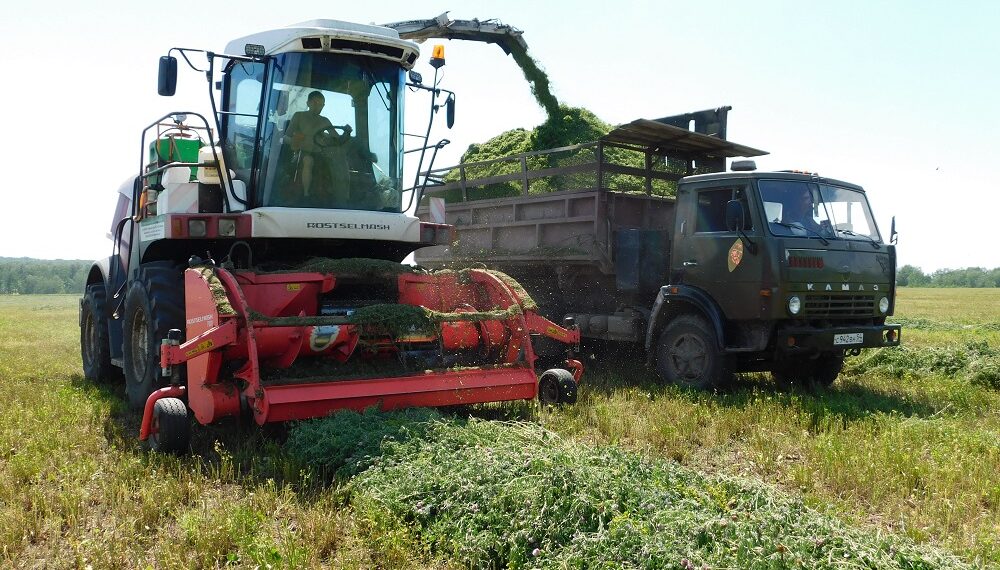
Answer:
[196,146,225,184]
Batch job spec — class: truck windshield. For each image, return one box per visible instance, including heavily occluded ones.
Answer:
[759,180,880,242]
[249,52,404,212]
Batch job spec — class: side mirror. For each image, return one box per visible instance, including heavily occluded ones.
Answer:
[890,215,898,244]
[158,56,178,96]
[446,94,456,129]
[725,199,745,232]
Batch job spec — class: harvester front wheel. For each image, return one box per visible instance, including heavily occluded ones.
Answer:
[122,263,184,411]
[81,283,121,383]
[148,397,190,453]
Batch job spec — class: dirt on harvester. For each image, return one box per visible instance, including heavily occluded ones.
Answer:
[198,258,538,334]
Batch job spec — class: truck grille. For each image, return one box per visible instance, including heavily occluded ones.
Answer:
[804,294,874,318]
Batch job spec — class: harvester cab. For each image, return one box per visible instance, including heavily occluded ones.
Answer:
[80,19,583,453]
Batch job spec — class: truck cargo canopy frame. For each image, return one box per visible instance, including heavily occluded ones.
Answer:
[601,119,768,160]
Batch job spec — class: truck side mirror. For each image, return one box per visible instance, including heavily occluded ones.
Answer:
[725,199,745,231]
[446,94,456,129]
[158,56,178,96]
[890,215,898,244]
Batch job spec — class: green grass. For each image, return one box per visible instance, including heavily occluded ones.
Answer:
[535,288,1000,566]
[0,295,435,568]
[1,289,998,567]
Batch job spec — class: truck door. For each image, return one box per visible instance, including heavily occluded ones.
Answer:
[673,181,764,321]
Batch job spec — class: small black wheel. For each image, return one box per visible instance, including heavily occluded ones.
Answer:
[538,370,560,405]
[538,368,577,405]
[80,283,122,383]
[655,315,724,390]
[557,374,578,405]
[122,263,184,411]
[148,397,190,454]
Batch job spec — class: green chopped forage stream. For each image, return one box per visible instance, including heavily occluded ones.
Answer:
[508,43,561,119]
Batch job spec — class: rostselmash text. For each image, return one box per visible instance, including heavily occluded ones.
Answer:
[306,222,391,230]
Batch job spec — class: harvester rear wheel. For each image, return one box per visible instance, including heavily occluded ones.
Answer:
[122,263,184,411]
[81,283,121,383]
[148,397,190,453]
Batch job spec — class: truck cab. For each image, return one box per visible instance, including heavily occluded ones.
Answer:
[650,166,901,386]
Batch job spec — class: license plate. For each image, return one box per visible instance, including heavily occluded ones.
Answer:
[833,332,864,345]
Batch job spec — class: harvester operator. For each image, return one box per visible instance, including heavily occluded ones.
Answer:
[284,91,351,197]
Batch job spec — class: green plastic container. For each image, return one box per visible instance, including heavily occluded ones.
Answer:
[147,136,201,185]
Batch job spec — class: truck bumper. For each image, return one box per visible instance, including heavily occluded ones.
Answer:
[775,323,901,353]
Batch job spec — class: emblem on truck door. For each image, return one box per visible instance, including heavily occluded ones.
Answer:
[728,238,744,272]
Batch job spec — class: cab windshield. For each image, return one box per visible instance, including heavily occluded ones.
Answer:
[759,180,881,242]
[224,52,404,212]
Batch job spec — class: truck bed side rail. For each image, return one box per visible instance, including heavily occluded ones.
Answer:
[421,140,688,203]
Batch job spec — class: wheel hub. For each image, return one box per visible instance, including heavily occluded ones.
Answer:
[669,333,707,379]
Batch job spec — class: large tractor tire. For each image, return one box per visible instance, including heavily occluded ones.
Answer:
[122,262,184,411]
[81,283,122,383]
[655,314,725,390]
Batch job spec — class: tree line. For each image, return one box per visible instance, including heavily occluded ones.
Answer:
[0,258,92,294]
[897,265,1000,288]
[0,258,997,294]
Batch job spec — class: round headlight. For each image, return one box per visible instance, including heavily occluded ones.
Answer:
[879,296,890,314]
[788,296,801,315]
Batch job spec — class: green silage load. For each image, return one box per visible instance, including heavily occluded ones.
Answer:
[446,105,613,200]
[443,105,680,201]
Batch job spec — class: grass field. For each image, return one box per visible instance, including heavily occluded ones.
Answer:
[0,289,998,568]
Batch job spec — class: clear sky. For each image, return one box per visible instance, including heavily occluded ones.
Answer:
[1,0,997,271]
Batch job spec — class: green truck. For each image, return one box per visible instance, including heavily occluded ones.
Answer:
[414,108,901,388]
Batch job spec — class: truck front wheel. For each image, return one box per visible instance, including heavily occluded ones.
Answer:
[655,315,724,390]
